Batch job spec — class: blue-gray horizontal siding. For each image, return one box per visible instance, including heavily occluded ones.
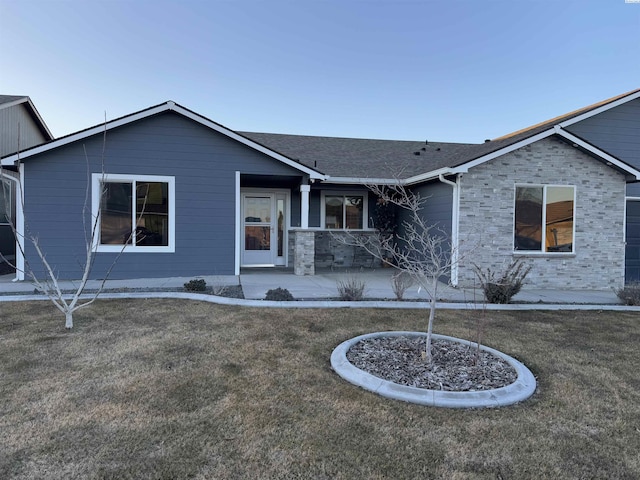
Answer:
[22,112,305,280]
[397,181,453,280]
[566,98,640,175]
[403,182,453,237]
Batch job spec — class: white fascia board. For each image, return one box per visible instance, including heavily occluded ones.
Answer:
[0,97,28,110]
[452,130,557,174]
[1,103,172,166]
[401,130,556,186]
[0,97,56,141]
[559,90,640,129]
[554,127,640,180]
[404,167,460,186]
[1,101,326,180]
[25,98,54,140]
[321,176,401,185]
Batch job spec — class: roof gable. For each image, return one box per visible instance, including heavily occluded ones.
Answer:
[1,101,325,179]
[0,95,54,142]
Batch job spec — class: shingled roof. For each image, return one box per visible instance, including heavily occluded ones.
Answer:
[240,132,478,178]
[243,88,640,181]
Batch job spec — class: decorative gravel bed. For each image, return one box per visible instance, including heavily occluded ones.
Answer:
[346,335,517,391]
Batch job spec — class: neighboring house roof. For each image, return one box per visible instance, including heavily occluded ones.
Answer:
[0,95,54,141]
[0,101,325,180]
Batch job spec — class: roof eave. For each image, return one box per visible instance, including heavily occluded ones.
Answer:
[0,96,54,141]
[1,101,326,179]
[558,89,640,129]
[554,127,640,180]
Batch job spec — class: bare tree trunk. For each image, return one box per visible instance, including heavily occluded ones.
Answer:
[1,119,139,329]
[333,181,464,366]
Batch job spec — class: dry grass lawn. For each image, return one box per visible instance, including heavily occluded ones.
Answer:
[0,299,639,479]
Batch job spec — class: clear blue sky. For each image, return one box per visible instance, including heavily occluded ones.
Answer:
[1,0,638,143]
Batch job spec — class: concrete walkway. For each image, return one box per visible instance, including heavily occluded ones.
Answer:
[0,267,624,305]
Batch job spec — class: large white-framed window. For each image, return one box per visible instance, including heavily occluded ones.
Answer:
[514,184,575,253]
[92,173,175,253]
[320,191,369,230]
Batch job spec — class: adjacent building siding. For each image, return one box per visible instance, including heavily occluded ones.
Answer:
[22,112,305,280]
[566,98,640,170]
[0,102,49,157]
[457,136,626,289]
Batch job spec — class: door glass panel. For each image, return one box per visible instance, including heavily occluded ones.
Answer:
[245,226,270,250]
[277,198,284,257]
[245,197,271,223]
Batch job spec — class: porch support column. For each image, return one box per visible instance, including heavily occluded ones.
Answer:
[300,184,310,229]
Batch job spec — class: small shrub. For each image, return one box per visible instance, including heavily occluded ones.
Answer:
[391,271,414,300]
[337,275,366,301]
[473,259,532,304]
[615,283,640,305]
[184,279,207,292]
[265,287,294,301]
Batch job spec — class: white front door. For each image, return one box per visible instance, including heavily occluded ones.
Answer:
[241,192,287,267]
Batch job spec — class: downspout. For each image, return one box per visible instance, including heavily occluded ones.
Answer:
[438,173,460,287]
[16,163,25,281]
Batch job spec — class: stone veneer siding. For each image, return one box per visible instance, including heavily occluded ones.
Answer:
[291,230,315,275]
[288,230,382,274]
[457,136,626,290]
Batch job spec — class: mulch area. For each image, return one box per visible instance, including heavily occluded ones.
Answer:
[347,335,517,391]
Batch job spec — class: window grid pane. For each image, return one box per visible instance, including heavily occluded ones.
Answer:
[545,186,574,252]
[136,182,169,246]
[325,196,343,229]
[100,182,133,245]
[514,187,543,251]
[345,196,363,229]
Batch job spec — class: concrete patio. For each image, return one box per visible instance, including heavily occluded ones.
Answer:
[0,267,623,305]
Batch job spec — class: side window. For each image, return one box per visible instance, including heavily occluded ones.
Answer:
[322,193,365,229]
[515,185,575,253]
[93,174,174,253]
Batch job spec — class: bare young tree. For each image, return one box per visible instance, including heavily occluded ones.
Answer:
[0,124,137,329]
[339,182,459,364]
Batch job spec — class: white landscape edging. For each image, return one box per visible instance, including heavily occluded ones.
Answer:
[331,331,537,408]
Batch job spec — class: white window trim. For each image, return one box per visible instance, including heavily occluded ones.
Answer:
[92,173,175,253]
[320,190,372,231]
[513,184,576,255]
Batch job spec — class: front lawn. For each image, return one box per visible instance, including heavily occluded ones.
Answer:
[1,300,638,479]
